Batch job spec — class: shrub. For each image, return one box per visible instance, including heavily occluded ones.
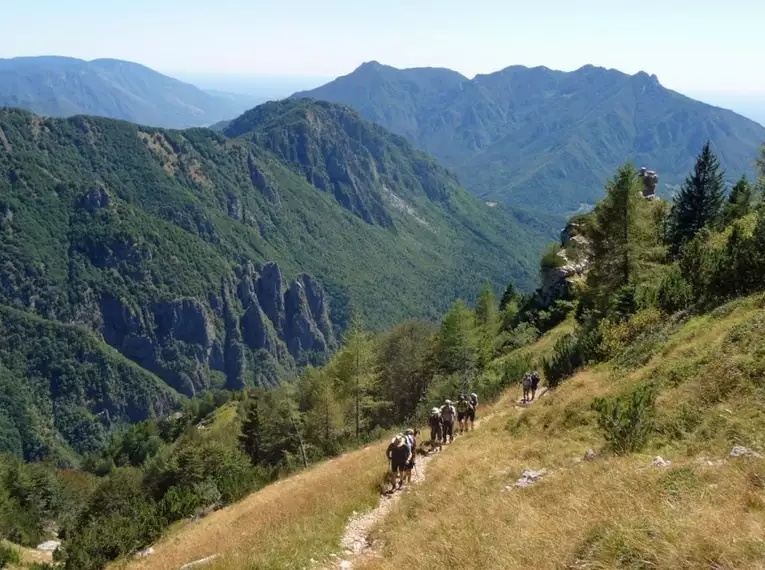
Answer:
[543,327,601,387]
[598,308,664,357]
[592,384,656,455]
[0,543,21,567]
[657,265,693,313]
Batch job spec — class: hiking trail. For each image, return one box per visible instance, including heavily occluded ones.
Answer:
[321,393,548,570]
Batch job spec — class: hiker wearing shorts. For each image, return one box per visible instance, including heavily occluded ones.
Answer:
[440,400,456,443]
[386,434,411,489]
[429,407,443,443]
[468,392,478,430]
[456,394,471,435]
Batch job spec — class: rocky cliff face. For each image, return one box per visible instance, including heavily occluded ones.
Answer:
[99,261,336,395]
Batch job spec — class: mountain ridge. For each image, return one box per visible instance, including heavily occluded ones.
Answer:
[0,99,545,461]
[0,56,259,128]
[294,62,765,215]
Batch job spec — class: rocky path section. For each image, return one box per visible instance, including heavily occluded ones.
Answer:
[322,404,514,570]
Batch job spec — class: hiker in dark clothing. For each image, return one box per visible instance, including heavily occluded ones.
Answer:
[468,392,478,431]
[531,371,541,401]
[456,394,472,435]
[440,399,457,443]
[429,407,443,444]
[386,433,412,489]
[522,373,533,403]
[404,428,417,483]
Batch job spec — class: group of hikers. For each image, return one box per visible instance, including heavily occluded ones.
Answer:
[385,393,479,490]
[385,372,543,491]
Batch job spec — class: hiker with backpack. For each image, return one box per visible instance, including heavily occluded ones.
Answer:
[386,433,412,489]
[456,394,472,435]
[468,392,478,431]
[429,407,443,445]
[440,399,457,444]
[522,372,533,403]
[530,371,541,401]
[403,428,417,483]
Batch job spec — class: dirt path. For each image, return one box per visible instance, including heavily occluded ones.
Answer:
[322,391,550,569]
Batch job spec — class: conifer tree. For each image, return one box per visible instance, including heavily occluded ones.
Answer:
[436,299,479,378]
[374,319,436,425]
[723,175,752,224]
[333,311,379,442]
[584,163,654,316]
[474,283,499,365]
[669,141,725,252]
[499,282,518,311]
[239,397,261,465]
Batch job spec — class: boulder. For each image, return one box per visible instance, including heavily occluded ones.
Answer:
[730,446,763,458]
[510,468,548,489]
[36,540,61,553]
[652,456,672,467]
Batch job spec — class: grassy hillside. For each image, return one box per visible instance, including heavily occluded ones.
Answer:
[113,295,765,570]
[0,56,257,128]
[295,62,765,216]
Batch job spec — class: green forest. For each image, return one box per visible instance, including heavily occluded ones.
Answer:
[0,100,549,465]
[2,136,763,569]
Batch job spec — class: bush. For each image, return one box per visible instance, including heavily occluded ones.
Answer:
[657,265,693,314]
[598,309,664,358]
[543,327,601,387]
[0,543,21,567]
[592,384,656,455]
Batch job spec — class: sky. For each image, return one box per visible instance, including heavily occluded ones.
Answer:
[3,0,765,96]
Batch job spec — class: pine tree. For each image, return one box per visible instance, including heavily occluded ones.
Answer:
[239,397,261,465]
[333,311,379,442]
[375,319,436,426]
[723,175,752,224]
[298,366,344,454]
[499,282,518,311]
[474,283,499,365]
[436,299,479,379]
[669,141,725,253]
[584,163,654,316]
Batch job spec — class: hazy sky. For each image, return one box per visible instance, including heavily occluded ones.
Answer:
[3,0,764,94]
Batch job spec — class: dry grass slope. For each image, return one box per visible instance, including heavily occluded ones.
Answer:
[118,295,765,570]
[358,295,765,570]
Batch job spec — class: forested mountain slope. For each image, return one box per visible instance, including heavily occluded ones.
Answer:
[295,62,765,215]
[0,99,544,462]
[0,56,258,128]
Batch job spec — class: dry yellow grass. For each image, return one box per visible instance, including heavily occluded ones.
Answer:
[2,539,54,569]
[114,441,387,570]
[355,298,765,570]
[116,298,765,570]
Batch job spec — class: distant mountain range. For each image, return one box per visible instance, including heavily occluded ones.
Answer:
[0,56,260,128]
[295,62,765,215]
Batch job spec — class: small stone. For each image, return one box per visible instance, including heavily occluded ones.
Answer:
[340,561,352,570]
[180,554,220,569]
[36,540,61,553]
[135,547,154,558]
[730,446,763,458]
[652,456,672,467]
[583,449,597,461]
[513,468,548,488]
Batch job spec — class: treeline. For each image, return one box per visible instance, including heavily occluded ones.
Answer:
[542,141,765,384]
[1,285,536,569]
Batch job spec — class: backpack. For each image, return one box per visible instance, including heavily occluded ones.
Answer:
[531,372,540,389]
[470,393,478,407]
